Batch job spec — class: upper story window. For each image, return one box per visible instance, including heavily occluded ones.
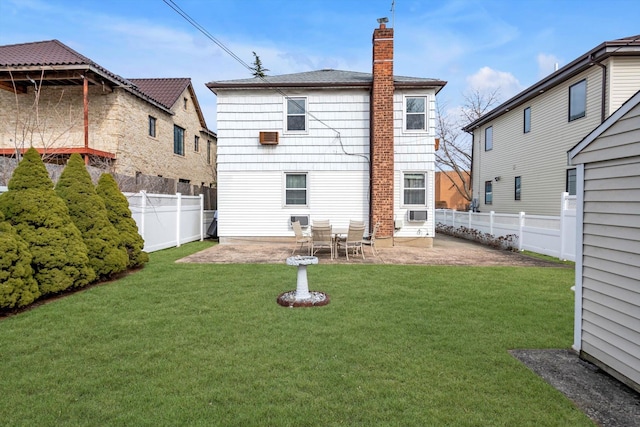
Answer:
[148,116,157,137]
[285,173,307,206]
[286,97,307,132]
[183,97,188,110]
[569,80,586,121]
[405,96,427,131]
[485,180,493,205]
[173,125,185,156]
[207,140,212,165]
[566,168,576,195]
[514,176,521,200]
[194,135,200,152]
[485,126,493,151]
[523,107,531,133]
[403,172,427,205]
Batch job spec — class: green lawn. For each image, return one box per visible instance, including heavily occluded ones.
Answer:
[0,242,592,426]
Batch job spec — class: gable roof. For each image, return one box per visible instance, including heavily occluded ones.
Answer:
[568,89,640,163]
[207,69,446,94]
[128,78,191,110]
[463,35,640,132]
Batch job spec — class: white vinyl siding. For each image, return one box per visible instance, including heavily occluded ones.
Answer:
[609,57,640,115]
[472,66,604,216]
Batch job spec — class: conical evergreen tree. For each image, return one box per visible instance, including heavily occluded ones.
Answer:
[96,173,149,268]
[0,148,95,295]
[55,154,128,278]
[0,211,40,308]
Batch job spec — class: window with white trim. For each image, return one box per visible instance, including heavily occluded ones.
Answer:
[405,96,427,131]
[523,107,531,133]
[485,180,493,204]
[485,126,493,151]
[403,172,427,205]
[285,173,307,206]
[286,97,307,132]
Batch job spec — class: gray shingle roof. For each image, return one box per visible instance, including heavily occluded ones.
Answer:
[207,69,446,93]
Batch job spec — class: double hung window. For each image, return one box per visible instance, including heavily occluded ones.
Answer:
[405,96,427,131]
[285,173,307,205]
[286,98,306,132]
[403,172,427,205]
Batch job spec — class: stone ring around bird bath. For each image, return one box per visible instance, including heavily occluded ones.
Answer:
[277,256,330,307]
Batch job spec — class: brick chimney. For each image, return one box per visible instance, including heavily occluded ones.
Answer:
[370,20,394,243]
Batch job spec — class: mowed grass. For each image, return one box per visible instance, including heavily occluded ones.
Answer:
[0,241,593,426]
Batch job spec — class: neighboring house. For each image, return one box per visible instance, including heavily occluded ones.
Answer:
[568,89,640,393]
[207,22,446,247]
[463,35,640,216]
[435,170,470,210]
[0,40,217,191]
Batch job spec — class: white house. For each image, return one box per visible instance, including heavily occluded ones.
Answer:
[463,35,640,216]
[207,22,446,247]
[568,89,640,393]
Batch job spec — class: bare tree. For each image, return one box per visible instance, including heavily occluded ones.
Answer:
[435,88,501,206]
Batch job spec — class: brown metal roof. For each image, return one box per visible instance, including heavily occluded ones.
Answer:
[128,78,191,110]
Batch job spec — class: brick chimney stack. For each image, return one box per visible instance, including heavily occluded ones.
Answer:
[370,21,394,243]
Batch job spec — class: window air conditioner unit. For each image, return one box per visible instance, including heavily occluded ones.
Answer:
[290,215,310,227]
[408,210,428,222]
[259,131,279,145]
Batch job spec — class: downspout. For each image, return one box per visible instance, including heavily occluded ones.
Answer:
[590,54,607,123]
[83,75,89,165]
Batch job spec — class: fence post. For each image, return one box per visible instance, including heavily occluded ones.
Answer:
[176,192,182,247]
[469,209,472,229]
[490,211,494,235]
[560,192,568,260]
[139,190,146,242]
[519,212,525,251]
[199,193,204,242]
[452,209,456,228]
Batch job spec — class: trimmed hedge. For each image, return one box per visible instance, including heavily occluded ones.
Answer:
[55,154,128,278]
[0,148,95,295]
[0,211,40,308]
[96,173,149,268]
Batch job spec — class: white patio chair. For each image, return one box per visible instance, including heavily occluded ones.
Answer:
[361,222,380,256]
[337,223,366,260]
[291,221,311,255]
[311,225,334,259]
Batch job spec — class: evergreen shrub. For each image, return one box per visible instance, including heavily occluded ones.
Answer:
[55,154,128,278]
[0,211,40,308]
[0,148,95,295]
[96,173,149,268]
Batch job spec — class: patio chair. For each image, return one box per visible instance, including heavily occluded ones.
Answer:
[311,225,334,259]
[312,219,331,227]
[337,223,366,261]
[361,222,380,256]
[291,221,311,255]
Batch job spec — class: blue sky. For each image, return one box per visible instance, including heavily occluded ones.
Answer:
[1,0,639,130]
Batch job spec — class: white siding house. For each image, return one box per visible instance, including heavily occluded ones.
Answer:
[207,23,446,247]
[464,35,640,216]
[569,90,640,393]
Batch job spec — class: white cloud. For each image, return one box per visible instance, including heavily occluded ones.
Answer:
[466,66,524,100]
[536,53,561,79]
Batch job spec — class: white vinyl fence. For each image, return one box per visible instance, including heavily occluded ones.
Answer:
[436,193,576,261]
[0,186,214,253]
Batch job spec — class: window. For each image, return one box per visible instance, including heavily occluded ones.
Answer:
[194,135,200,152]
[566,168,576,195]
[515,176,521,200]
[403,172,427,205]
[173,125,185,156]
[183,97,188,110]
[523,107,531,133]
[405,96,427,131]
[207,140,212,164]
[285,173,307,205]
[485,126,493,151]
[569,80,586,121]
[485,181,493,204]
[148,116,156,137]
[286,98,306,132]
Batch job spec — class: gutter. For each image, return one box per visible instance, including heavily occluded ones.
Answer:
[590,54,607,123]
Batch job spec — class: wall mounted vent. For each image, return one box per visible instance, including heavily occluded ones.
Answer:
[408,210,428,222]
[290,215,310,227]
[259,131,279,145]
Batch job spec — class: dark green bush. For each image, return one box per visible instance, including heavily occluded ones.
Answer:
[0,211,40,308]
[55,154,128,278]
[0,148,95,295]
[96,173,149,268]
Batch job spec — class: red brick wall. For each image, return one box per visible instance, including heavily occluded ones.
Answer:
[371,23,394,239]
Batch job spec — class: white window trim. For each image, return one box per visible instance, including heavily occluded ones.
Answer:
[283,172,309,207]
[284,97,308,134]
[403,95,429,133]
[402,171,427,207]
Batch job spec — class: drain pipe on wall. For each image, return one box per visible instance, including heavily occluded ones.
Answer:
[590,54,607,123]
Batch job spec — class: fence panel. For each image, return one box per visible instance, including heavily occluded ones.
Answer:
[435,193,576,261]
